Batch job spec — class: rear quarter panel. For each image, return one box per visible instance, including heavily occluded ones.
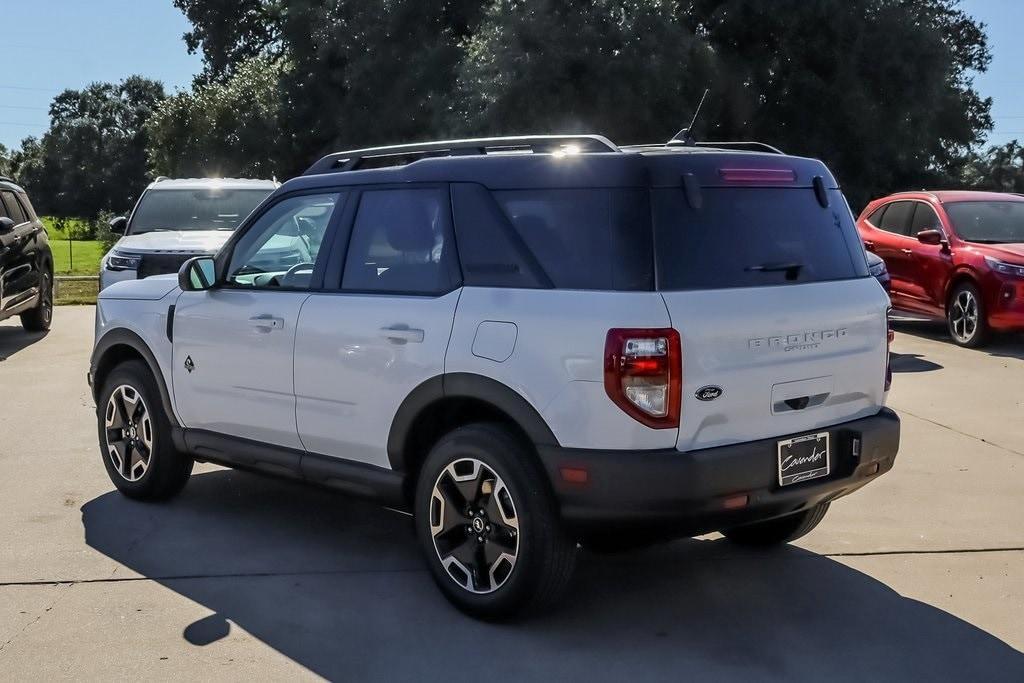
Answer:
[446,288,677,450]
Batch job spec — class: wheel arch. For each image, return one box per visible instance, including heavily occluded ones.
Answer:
[387,373,559,498]
[91,329,179,428]
[944,268,982,309]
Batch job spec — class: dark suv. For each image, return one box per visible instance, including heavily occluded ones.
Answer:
[0,177,52,332]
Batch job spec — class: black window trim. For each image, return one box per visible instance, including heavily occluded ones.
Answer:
[322,182,465,298]
[212,188,351,294]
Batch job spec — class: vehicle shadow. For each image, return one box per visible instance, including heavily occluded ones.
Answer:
[891,319,1024,361]
[889,352,943,373]
[0,322,46,361]
[81,470,1024,681]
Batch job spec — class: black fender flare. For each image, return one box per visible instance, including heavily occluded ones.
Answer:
[90,328,179,428]
[386,372,559,472]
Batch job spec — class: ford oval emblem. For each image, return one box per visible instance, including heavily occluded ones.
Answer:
[695,385,723,402]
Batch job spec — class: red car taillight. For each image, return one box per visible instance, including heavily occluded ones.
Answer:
[604,328,682,429]
[885,308,894,391]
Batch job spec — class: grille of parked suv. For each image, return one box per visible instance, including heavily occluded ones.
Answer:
[137,253,196,280]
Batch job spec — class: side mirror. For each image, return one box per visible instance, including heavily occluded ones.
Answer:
[108,216,128,235]
[916,229,944,246]
[178,256,217,292]
[0,217,14,234]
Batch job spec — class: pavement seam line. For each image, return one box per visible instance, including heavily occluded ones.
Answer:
[892,405,1024,458]
[2,547,1023,588]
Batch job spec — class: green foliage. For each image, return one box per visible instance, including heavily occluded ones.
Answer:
[958,141,1024,192]
[147,55,286,178]
[0,143,12,177]
[50,239,105,276]
[13,77,165,218]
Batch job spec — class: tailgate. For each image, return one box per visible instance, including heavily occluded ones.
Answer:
[663,279,889,451]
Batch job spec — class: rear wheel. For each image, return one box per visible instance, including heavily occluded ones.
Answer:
[722,502,830,547]
[947,282,989,348]
[414,423,577,619]
[20,270,52,332]
[97,360,193,500]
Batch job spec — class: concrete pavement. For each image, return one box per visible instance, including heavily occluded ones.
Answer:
[0,308,1021,680]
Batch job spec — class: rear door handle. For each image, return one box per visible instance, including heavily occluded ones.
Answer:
[863,240,874,251]
[248,315,284,330]
[380,326,425,344]
[900,248,913,255]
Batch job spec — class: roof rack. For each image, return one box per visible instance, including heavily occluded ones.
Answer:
[0,175,16,184]
[303,135,620,175]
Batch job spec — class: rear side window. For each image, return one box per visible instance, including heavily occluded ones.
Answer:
[653,187,868,290]
[342,188,461,295]
[491,188,653,290]
[0,192,27,224]
[878,201,913,235]
[867,205,887,227]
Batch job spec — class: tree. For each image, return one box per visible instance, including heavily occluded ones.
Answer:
[147,56,286,178]
[173,0,284,82]
[15,77,165,217]
[960,141,1024,192]
[0,144,13,177]
[452,0,718,142]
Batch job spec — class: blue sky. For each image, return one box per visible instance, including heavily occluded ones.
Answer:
[1,1,1022,151]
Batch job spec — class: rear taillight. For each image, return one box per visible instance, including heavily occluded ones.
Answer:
[885,308,894,391]
[604,328,681,429]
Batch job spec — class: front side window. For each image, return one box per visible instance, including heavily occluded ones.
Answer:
[909,202,942,235]
[130,188,273,234]
[227,193,341,289]
[0,192,27,224]
[945,201,1024,244]
[341,188,459,295]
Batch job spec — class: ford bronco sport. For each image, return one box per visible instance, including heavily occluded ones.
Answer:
[0,176,52,332]
[89,135,900,618]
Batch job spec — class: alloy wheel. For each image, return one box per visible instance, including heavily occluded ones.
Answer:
[104,385,154,482]
[429,458,520,594]
[950,289,979,343]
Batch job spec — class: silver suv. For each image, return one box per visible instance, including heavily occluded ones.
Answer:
[89,136,900,618]
[100,177,277,291]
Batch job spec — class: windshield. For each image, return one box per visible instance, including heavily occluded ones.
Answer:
[945,201,1024,244]
[129,188,272,234]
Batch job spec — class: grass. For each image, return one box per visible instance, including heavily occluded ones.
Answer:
[54,278,99,306]
[51,239,105,275]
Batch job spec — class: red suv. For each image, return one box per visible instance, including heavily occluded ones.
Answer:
[857,191,1024,347]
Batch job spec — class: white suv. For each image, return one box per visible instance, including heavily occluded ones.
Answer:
[100,177,277,291]
[89,136,900,618]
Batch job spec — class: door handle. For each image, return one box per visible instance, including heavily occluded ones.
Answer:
[900,248,913,255]
[380,326,425,344]
[863,241,874,251]
[248,315,284,330]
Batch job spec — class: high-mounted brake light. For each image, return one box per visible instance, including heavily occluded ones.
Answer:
[719,168,796,184]
[604,329,682,429]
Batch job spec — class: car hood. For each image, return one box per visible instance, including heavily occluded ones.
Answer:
[979,242,1024,263]
[99,275,180,301]
[114,230,232,254]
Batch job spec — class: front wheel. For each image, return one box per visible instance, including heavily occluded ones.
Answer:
[97,360,193,500]
[722,502,830,547]
[20,270,53,332]
[414,423,577,619]
[947,282,989,348]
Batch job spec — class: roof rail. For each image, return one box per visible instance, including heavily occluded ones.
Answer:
[153,176,170,183]
[675,140,784,155]
[303,135,620,175]
[890,189,939,200]
[0,175,16,184]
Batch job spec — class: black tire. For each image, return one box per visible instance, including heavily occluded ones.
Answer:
[414,423,577,619]
[722,502,830,547]
[97,359,193,501]
[946,282,989,348]
[20,269,53,332]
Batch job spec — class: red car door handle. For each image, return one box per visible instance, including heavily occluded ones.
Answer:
[864,241,875,251]
[900,248,913,255]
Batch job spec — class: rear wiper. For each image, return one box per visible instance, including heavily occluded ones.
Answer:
[746,262,804,280]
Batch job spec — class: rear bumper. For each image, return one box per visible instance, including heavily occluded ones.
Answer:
[537,408,900,535]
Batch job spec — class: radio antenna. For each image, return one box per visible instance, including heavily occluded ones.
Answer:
[669,88,710,146]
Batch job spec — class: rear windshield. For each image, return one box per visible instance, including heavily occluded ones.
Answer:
[945,201,1024,244]
[130,188,272,234]
[653,187,868,290]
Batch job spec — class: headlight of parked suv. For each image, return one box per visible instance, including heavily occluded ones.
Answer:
[984,256,1024,278]
[106,250,142,271]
